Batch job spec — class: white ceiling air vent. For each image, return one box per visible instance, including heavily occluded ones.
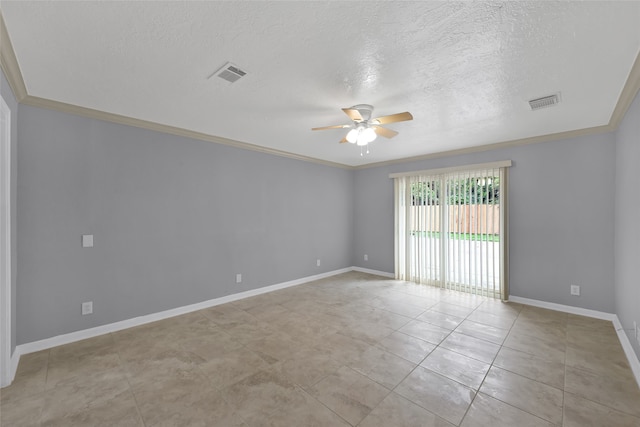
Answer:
[529,93,560,111]
[212,62,247,83]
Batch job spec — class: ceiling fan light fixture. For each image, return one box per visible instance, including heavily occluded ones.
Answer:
[361,127,377,144]
[311,104,412,151]
[349,125,377,146]
[346,128,359,143]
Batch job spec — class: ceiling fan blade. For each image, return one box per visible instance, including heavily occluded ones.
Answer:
[342,108,363,121]
[339,137,349,144]
[372,125,398,139]
[372,112,413,125]
[311,124,349,131]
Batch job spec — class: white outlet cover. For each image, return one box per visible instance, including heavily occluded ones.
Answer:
[316,259,321,267]
[235,274,242,283]
[81,301,93,315]
[570,285,580,296]
[82,234,94,248]
[364,254,368,261]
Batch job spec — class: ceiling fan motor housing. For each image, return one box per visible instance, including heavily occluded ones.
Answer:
[351,104,374,122]
[311,104,412,146]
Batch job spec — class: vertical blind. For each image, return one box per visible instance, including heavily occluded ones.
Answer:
[392,161,511,300]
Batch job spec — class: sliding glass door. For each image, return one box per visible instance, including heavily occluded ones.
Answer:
[394,162,509,299]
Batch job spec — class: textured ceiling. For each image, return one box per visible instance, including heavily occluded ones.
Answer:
[1,1,639,166]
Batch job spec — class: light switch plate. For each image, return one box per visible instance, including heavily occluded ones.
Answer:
[82,234,94,248]
[82,301,93,315]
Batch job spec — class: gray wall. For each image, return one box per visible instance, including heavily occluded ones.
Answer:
[16,105,354,344]
[354,134,616,313]
[9,81,635,347]
[1,69,18,355]
[615,89,640,357]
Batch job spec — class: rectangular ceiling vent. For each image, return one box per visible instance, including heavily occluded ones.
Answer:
[529,93,560,111]
[212,62,247,83]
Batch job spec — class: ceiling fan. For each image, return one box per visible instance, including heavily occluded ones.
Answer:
[311,104,413,147]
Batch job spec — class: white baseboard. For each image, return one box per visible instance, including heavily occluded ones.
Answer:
[510,295,640,388]
[612,317,640,389]
[13,271,637,390]
[9,348,19,382]
[0,349,20,388]
[14,267,353,358]
[508,295,616,321]
[5,265,377,387]
[351,266,394,278]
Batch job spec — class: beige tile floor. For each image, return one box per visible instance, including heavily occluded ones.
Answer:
[2,271,640,426]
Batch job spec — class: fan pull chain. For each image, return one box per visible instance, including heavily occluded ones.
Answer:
[359,145,371,156]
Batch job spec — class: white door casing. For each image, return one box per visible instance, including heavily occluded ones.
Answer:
[0,93,12,387]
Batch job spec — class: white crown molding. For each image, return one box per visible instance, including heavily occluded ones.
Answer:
[355,124,616,170]
[0,11,27,102]
[609,49,640,129]
[19,95,351,169]
[1,14,639,170]
[356,51,640,170]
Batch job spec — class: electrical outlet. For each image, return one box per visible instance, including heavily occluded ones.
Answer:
[570,285,580,296]
[81,301,93,315]
[82,234,94,248]
[316,259,321,267]
[236,274,242,284]
[364,254,368,261]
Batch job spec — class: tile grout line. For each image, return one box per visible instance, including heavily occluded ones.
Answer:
[5,274,638,426]
[457,305,564,427]
[324,280,528,425]
[455,302,507,426]
[112,332,149,427]
[298,384,354,426]
[34,349,51,426]
[217,298,359,426]
[381,298,493,426]
[322,293,450,424]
